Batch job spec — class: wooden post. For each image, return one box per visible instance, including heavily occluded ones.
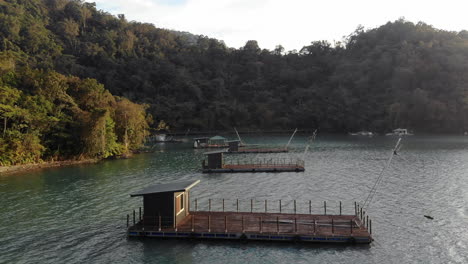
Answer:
[294,218,297,233]
[251,199,253,213]
[357,204,360,218]
[279,200,282,213]
[127,214,129,228]
[309,200,312,214]
[158,214,161,231]
[192,215,195,232]
[208,215,211,232]
[224,215,227,233]
[339,201,342,215]
[265,200,267,213]
[313,219,316,234]
[195,198,198,211]
[294,200,297,214]
[324,201,327,215]
[332,219,334,234]
[242,215,244,232]
[277,216,279,234]
[366,215,369,230]
[236,199,239,212]
[133,210,135,225]
[350,219,353,234]
[209,199,211,212]
[370,219,372,234]
[360,207,363,220]
[222,199,225,212]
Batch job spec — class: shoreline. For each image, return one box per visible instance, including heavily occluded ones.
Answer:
[0,159,99,176]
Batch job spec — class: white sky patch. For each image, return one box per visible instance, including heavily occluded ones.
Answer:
[87,0,468,51]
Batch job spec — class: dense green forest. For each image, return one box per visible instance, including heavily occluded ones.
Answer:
[1,0,468,164]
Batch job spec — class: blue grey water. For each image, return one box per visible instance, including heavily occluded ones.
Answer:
[0,135,467,264]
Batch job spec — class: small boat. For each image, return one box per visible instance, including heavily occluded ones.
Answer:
[424,215,434,220]
[386,128,413,136]
[349,131,374,137]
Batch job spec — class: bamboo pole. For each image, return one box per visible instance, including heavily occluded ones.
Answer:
[324,201,327,215]
[340,201,342,215]
[294,200,297,214]
[236,199,239,212]
[370,219,372,234]
[309,200,312,214]
[350,219,353,234]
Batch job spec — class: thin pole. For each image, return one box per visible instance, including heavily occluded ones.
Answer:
[285,128,298,149]
[224,215,227,233]
[360,207,363,220]
[309,200,312,214]
[279,200,282,213]
[242,215,244,232]
[209,199,211,212]
[313,219,316,234]
[355,202,357,216]
[340,201,342,215]
[366,215,369,230]
[236,199,239,212]
[192,215,195,231]
[259,217,262,233]
[294,200,297,214]
[277,216,279,234]
[195,198,198,211]
[370,219,372,234]
[350,219,353,234]
[208,215,211,232]
[294,217,297,233]
[324,201,327,215]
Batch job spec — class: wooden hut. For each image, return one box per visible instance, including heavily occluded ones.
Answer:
[227,140,240,152]
[202,149,227,169]
[130,180,200,228]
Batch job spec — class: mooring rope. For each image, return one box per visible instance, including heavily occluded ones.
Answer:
[361,138,402,211]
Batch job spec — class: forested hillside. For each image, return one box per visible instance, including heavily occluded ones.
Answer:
[0,0,152,166]
[1,0,468,161]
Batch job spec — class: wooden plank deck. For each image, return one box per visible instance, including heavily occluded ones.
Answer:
[128,212,372,243]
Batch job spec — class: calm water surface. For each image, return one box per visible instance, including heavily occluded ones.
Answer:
[1,135,467,264]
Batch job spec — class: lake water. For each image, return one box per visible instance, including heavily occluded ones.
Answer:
[0,135,467,264]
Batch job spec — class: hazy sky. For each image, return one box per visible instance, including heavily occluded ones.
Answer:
[87,0,468,51]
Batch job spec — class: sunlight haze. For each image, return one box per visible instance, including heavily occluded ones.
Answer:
[87,0,468,51]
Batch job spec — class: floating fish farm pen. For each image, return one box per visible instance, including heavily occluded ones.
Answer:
[126,180,373,244]
[201,150,304,173]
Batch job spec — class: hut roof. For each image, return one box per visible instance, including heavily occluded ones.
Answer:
[130,180,200,197]
[210,135,226,140]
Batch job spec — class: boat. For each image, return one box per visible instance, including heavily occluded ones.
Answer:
[349,131,374,137]
[385,128,413,136]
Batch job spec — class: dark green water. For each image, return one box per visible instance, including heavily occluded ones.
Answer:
[1,135,467,263]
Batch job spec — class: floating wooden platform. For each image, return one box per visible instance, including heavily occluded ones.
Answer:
[128,211,372,244]
[228,148,288,154]
[202,163,304,173]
